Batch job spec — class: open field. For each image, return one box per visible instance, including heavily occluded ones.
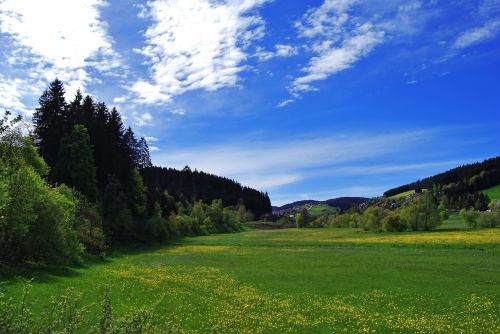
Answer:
[484,184,500,200]
[308,204,339,217]
[1,217,499,333]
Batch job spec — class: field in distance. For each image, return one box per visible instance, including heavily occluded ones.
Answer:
[484,184,500,200]
[1,215,499,333]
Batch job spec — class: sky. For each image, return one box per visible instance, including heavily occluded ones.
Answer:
[0,0,499,206]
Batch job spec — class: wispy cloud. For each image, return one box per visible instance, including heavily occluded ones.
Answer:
[152,130,435,190]
[130,0,270,105]
[292,24,384,93]
[290,0,385,94]
[255,43,299,61]
[0,75,42,115]
[453,19,500,49]
[0,0,122,101]
[276,99,294,108]
[132,111,154,127]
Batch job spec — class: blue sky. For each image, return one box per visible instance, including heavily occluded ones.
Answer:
[0,0,499,205]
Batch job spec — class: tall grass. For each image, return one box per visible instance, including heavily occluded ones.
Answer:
[0,282,178,334]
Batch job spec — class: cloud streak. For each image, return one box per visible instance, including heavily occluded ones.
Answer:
[290,0,384,94]
[152,130,435,190]
[454,19,500,49]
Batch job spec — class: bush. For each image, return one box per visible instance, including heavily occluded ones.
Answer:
[460,208,480,228]
[362,207,387,231]
[1,166,83,264]
[382,213,407,232]
[310,216,327,228]
[400,193,442,231]
[477,212,499,228]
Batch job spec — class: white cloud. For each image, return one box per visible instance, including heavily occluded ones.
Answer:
[293,25,384,92]
[291,0,384,94]
[275,44,298,57]
[149,146,160,152]
[153,130,433,190]
[133,111,154,126]
[130,0,270,104]
[0,75,44,115]
[0,0,121,100]
[113,96,128,104]
[276,99,294,108]
[144,136,159,142]
[255,43,298,61]
[454,19,500,49]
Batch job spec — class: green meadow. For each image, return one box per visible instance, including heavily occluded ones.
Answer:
[308,204,339,217]
[484,184,500,200]
[1,216,499,333]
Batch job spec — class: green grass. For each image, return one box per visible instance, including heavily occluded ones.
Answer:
[388,189,428,199]
[308,203,338,217]
[1,218,499,333]
[484,184,500,200]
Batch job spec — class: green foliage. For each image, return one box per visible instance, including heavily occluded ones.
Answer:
[460,209,480,228]
[484,184,500,200]
[310,216,327,228]
[0,285,176,334]
[362,206,387,231]
[477,212,499,228]
[127,168,147,218]
[399,193,442,231]
[296,207,311,228]
[58,185,105,254]
[21,137,49,177]
[382,212,407,232]
[54,125,98,202]
[102,176,133,242]
[0,163,83,263]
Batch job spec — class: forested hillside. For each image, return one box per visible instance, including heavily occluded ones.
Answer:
[385,157,500,197]
[142,167,271,218]
[383,157,500,208]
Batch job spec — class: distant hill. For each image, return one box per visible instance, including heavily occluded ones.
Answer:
[384,156,500,197]
[273,197,368,213]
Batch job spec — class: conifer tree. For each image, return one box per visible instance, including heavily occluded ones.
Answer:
[54,125,98,202]
[33,79,67,170]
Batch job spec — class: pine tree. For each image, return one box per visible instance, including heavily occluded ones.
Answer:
[33,78,68,170]
[54,125,98,202]
[137,137,152,168]
[67,89,83,127]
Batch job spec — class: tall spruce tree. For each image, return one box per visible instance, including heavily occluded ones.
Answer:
[54,125,98,202]
[33,79,67,170]
[137,137,152,168]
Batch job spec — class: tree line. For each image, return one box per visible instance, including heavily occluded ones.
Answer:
[0,79,270,265]
[141,166,271,218]
[292,191,499,232]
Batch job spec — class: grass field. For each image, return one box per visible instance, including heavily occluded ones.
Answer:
[484,184,500,200]
[1,217,499,333]
[308,203,339,217]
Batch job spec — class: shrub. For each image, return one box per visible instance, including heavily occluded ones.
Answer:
[400,193,442,231]
[362,207,387,231]
[477,212,499,228]
[460,208,480,228]
[310,216,327,228]
[382,213,407,232]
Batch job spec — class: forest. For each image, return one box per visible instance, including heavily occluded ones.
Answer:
[0,79,271,265]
